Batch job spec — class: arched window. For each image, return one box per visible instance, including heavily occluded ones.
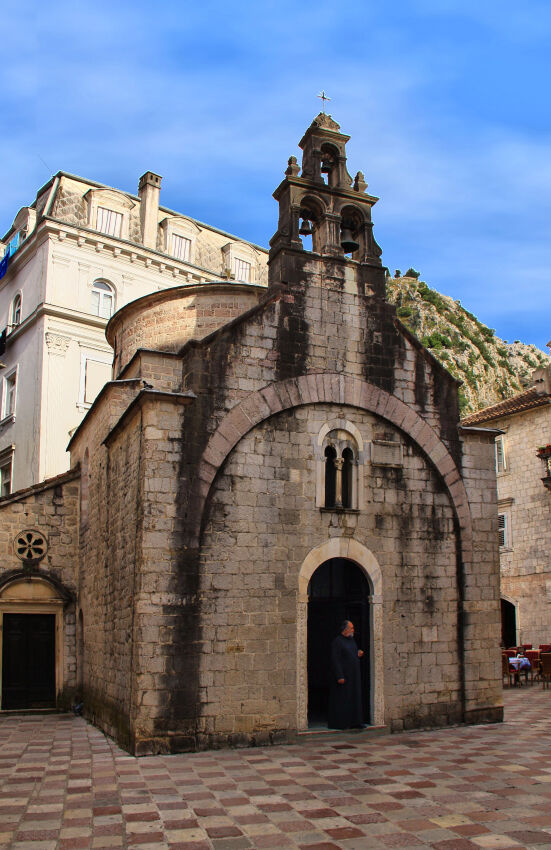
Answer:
[91,280,115,319]
[324,445,337,508]
[10,294,21,329]
[318,423,363,511]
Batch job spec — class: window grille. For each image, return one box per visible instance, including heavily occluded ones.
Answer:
[96,207,122,238]
[171,234,191,261]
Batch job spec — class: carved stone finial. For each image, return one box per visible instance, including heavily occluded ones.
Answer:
[285,156,300,177]
[311,112,341,132]
[354,171,368,193]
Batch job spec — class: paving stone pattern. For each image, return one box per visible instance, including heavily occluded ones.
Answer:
[2,688,551,850]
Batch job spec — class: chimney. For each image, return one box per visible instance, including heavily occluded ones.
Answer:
[138,171,162,249]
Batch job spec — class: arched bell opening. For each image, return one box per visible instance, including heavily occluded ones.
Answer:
[298,197,324,254]
[339,204,365,259]
[307,558,372,728]
[320,142,339,188]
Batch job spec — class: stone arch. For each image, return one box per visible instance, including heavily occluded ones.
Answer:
[0,569,73,602]
[317,419,364,453]
[194,373,473,558]
[296,538,384,730]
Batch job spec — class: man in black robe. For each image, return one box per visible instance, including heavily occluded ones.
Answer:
[328,620,365,729]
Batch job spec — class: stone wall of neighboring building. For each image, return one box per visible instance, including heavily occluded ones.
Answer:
[462,372,551,648]
[493,405,550,646]
[0,469,80,708]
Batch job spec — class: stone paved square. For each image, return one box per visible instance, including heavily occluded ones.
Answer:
[3,688,551,849]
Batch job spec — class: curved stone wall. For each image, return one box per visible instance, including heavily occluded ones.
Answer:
[106,282,263,376]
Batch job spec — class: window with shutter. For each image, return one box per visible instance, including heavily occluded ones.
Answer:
[171,234,191,261]
[96,207,123,238]
[233,258,251,282]
[498,513,506,547]
[495,436,506,473]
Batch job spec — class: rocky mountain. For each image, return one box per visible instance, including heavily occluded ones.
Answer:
[386,270,550,415]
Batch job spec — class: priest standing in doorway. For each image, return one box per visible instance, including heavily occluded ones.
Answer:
[328,620,365,729]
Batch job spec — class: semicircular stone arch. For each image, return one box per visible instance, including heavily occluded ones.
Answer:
[194,372,473,556]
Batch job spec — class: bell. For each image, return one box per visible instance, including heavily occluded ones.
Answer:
[321,160,331,174]
[299,217,312,236]
[341,227,359,253]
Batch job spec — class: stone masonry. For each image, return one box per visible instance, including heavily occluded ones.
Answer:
[0,114,503,751]
[463,370,551,647]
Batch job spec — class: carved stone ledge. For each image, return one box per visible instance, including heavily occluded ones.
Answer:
[45,332,71,355]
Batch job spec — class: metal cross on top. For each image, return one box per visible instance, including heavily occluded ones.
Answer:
[317,91,331,113]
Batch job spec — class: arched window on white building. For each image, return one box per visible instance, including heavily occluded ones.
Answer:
[9,293,21,330]
[91,280,115,319]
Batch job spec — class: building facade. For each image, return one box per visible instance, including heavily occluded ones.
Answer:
[0,115,503,753]
[0,171,268,492]
[462,365,551,647]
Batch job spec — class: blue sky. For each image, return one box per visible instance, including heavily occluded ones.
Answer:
[2,0,551,351]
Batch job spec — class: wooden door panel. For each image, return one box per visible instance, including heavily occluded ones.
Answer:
[2,614,56,709]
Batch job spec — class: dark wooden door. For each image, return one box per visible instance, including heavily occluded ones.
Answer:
[2,614,56,709]
[307,559,370,726]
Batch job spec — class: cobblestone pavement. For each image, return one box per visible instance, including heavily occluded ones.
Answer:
[2,688,551,850]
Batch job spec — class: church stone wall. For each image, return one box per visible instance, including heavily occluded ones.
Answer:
[61,115,501,754]
[69,378,149,744]
[459,430,503,718]
[196,404,461,738]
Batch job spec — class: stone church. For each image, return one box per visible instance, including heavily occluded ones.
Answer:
[0,115,503,753]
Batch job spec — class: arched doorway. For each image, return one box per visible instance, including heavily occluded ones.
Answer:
[307,558,371,727]
[501,598,517,648]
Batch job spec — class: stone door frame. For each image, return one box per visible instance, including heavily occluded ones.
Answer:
[0,574,67,709]
[297,538,384,730]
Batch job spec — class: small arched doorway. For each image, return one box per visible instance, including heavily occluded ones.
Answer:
[307,558,371,727]
[501,598,517,648]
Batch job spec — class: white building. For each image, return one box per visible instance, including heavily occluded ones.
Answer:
[0,171,268,492]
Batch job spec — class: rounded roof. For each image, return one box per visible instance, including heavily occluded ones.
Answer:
[105,280,264,345]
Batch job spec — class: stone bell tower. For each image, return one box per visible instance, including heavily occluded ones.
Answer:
[268,113,386,298]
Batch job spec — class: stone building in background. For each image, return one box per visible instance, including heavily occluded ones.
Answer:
[462,365,551,648]
[0,169,267,493]
[0,115,503,753]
